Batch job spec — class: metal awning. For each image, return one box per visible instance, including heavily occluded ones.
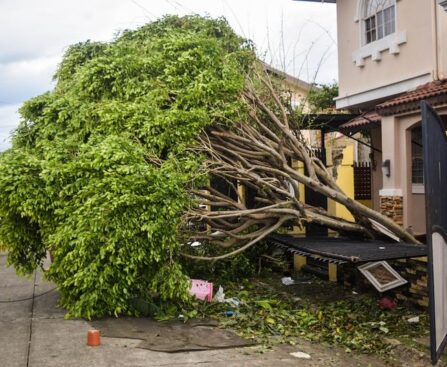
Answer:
[338,111,381,134]
[293,0,336,3]
[268,233,427,263]
[299,113,359,130]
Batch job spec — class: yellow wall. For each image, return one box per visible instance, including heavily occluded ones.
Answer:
[291,160,306,235]
[327,145,355,222]
[357,199,372,209]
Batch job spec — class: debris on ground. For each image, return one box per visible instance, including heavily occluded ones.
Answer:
[177,274,429,355]
[384,338,402,346]
[225,298,242,307]
[224,311,237,317]
[281,276,313,286]
[281,277,295,286]
[377,297,397,310]
[189,279,213,303]
[408,316,420,323]
[213,286,242,307]
[214,286,225,303]
[290,351,311,359]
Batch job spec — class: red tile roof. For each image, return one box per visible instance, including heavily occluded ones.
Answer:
[334,80,447,133]
[376,79,447,116]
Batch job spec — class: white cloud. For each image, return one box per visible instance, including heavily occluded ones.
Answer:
[0,56,58,104]
[0,0,337,151]
[0,104,20,151]
[0,0,337,79]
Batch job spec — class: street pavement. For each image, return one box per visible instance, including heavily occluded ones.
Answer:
[0,252,392,367]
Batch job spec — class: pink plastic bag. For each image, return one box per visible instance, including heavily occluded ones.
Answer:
[189,279,213,303]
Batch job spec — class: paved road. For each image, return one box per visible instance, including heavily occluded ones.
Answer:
[0,252,395,367]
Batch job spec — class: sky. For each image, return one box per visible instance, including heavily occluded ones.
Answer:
[0,0,337,151]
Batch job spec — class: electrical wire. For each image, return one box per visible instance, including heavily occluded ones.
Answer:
[25,271,37,367]
[0,287,56,303]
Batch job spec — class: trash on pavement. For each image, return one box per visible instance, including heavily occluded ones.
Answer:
[290,351,311,359]
[87,329,101,347]
[281,276,295,286]
[213,286,242,307]
[223,310,236,317]
[213,286,225,302]
[225,297,241,307]
[408,316,420,323]
[189,279,213,302]
[377,297,397,310]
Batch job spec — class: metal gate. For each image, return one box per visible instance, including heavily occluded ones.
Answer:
[422,101,447,365]
[353,161,372,200]
[305,148,328,237]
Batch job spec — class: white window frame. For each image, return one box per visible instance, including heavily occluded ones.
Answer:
[362,0,396,45]
[412,183,425,194]
[358,261,407,292]
[353,0,406,67]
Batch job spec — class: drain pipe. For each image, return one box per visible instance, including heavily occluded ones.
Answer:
[432,0,441,80]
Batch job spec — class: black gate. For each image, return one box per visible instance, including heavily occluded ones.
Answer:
[305,148,328,237]
[353,161,372,200]
[422,101,447,365]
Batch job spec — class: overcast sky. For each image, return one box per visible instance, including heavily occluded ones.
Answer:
[0,0,337,151]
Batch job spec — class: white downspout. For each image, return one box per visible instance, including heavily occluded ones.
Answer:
[432,0,441,80]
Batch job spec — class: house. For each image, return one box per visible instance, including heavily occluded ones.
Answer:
[263,62,325,147]
[263,62,316,111]
[296,0,447,237]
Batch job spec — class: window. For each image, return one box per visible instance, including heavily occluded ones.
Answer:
[411,127,424,192]
[364,0,396,44]
[412,157,424,184]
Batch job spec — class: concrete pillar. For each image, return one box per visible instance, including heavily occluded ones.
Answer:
[379,115,404,225]
[328,263,338,282]
[293,254,307,271]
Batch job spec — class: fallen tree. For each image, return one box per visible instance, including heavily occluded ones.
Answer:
[0,15,255,318]
[183,75,420,260]
[0,15,417,318]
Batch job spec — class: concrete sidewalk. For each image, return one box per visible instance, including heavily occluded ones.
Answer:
[0,253,393,367]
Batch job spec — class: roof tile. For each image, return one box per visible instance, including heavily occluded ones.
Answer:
[376,79,447,116]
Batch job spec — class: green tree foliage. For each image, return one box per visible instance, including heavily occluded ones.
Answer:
[307,82,338,112]
[0,15,256,318]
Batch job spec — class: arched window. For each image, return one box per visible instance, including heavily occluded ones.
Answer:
[363,0,396,44]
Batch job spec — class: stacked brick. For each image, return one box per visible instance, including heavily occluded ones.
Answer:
[379,195,428,307]
[392,258,429,307]
[380,196,403,226]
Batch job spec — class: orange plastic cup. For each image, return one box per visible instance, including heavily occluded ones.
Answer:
[87,329,101,346]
